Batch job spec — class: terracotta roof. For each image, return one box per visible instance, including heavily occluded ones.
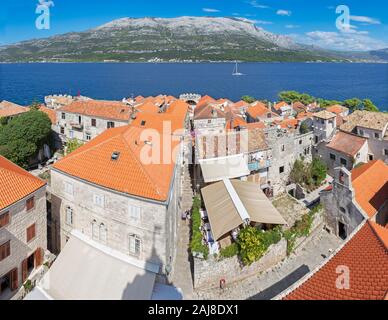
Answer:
[292,101,306,113]
[326,132,367,157]
[284,221,388,300]
[247,128,268,152]
[327,105,348,115]
[341,110,388,132]
[233,100,249,109]
[225,116,247,130]
[274,101,289,110]
[351,160,388,218]
[53,125,180,202]
[194,104,225,120]
[276,118,299,130]
[245,122,266,130]
[296,111,314,120]
[0,156,46,210]
[336,115,344,127]
[39,105,57,124]
[136,101,161,114]
[0,100,29,118]
[247,102,272,119]
[313,110,337,120]
[58,100,132,121]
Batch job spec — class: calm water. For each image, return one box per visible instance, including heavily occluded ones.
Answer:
[0,62,387,110]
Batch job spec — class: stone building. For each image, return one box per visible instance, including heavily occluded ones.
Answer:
[312,110,337,144]
[339,110,388,163]
[0,100,29,124]
[49,105,189,279]
[55,99,133,143]
[317,131,369,176]
[320,160,388,239]
[0,156,47,299]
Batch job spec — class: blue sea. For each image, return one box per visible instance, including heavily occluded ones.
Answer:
[0,62,387,110]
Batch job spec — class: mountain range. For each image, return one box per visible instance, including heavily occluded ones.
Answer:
[0,17,387,63]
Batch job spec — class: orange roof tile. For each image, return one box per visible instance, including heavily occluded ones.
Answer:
[284,221,388,300]
[58,100,132,121]
[351,160,388,218]
[245,122,266,129]
[247,102,272,119]
[194,104,225,120]
[53,125,180,202]
[0,156,46,210]
[326,131,367,157]
[0,100,29,118]
[136,101,161,114]
[296,111,314,120]
[39,105,57,124]
[327,105,348,115]
[225,116,247,130]
[274,101,289,110]
[277,118,299,129]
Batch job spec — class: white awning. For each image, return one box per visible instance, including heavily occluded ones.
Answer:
[33,231,158,300]
[199,154,250,183]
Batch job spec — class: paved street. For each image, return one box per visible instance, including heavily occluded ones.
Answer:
[194,228,342,300]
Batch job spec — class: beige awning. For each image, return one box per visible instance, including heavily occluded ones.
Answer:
[201,179,287,241]
[199,154,250,183]
[36,231,157,300]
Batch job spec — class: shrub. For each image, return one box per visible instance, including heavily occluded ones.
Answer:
[189,195,209,259]
[219,243,239,259]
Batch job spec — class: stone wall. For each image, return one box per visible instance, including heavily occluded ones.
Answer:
[193,238,287,289]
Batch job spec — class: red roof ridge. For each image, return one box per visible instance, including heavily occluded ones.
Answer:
[369,220,388,249]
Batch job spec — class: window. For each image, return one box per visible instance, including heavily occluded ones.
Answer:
[339,207,346,214]
[129,234,141,256]
[64,182,74,195]
[91,119,97,127]
[299,140,302,145]
[65,206,73,225]
[69,130,74,138]
[314,136,318,144]
[60,126,65,134]
[340,158,347,166]
[281,145,285,152]
[93,194,105,208]
[26,197,35,211]
[78,115,82,124]
[330,153,336,161]
[0,212,10,228]
[359,129,364,136]
[384,149,388,156]
[92,220,98,240]
[0,241,10,261]
[369,154,374,161]
[279,166,285,174]
[374,133,379,139]
[61,113,66,120]
[129,205,141,221]
[99,223,107,243]
[86,133,91,141]
[26,224,36,242]
[207,120,212,124]
[107,121,115,129]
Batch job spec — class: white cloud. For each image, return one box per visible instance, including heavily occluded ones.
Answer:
[285,24,300,29]
[248,1,269,9]
[350,15,381,25]
[277,10,292,16]
[202,8,220,13]
[297,30,387,51]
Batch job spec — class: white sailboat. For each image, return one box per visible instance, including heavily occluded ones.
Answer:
[232,61,244,76]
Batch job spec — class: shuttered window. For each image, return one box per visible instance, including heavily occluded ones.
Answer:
[0,241,10,261]
[0,211,10,228]
[26,197,35,211]
[26,224,36,242]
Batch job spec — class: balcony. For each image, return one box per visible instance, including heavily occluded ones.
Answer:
[248,159,271,171]
[70,122,83,130]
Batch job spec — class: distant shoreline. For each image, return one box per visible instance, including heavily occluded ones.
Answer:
[1,61,387,64]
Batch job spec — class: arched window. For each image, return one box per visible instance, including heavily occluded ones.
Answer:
[99,223,107,243]
[91,220,98,240]
[129,234,141,256]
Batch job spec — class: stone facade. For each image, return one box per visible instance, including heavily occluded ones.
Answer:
[313,115,336,144]
[49,158,182,277]
[193,238,287,289]
[320,168,365,239]
[266,129,314,195]
[55,111,129,143]
[0,187,47,299]
[356,127,388,163]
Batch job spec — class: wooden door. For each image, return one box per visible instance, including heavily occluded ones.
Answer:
[21,259,28,282]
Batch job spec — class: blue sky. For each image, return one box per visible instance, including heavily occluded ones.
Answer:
[1,0,387,51]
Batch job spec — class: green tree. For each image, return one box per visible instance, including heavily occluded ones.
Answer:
[363,99,379,112]
[29,100,41,111]
[278,91,315,105]
[299,120,311,134]
[310,158,327,186]
[65,138,84,155]
[344,98,363,111]
[0,110,52,167]
[241,95,256,103]
[237,226,267,265]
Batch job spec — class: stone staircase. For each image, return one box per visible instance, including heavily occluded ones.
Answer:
[181,163,194,213]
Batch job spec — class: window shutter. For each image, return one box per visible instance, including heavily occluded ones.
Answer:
[22,259,28,282]
[35,248,43,267]
[10,268,18,291]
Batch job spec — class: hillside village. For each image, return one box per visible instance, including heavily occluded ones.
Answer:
[0,93,387,300]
